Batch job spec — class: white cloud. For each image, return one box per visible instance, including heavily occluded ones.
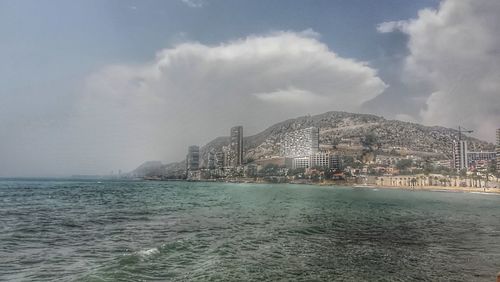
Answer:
[73,31,386,172]
[181,0,205,8]
[376,20,409,33]
[253,87,324,105]
[384,0,500,142]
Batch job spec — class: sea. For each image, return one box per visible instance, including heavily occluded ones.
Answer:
[1,179,499,281]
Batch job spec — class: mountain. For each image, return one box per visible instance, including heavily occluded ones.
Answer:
[133,111,494,176]
[129,160,187,178]
[128,161,164,177]
[201,111,493,160]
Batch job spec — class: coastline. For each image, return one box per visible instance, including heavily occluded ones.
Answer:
[318,181,500,195]
[357,184,500,195]
[146,178,500,195]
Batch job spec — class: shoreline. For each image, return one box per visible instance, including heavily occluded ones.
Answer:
[157,178,500,195]
[356,184,500,195]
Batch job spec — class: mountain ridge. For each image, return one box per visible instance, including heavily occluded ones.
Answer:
[131,111,494,177]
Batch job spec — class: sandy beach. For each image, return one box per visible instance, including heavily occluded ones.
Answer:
[367,184,500,195]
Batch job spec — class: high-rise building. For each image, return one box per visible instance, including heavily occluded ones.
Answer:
[282,127,319,158]
[207,149,216,169]
[452,140,468,171]
[186,145,200,171]
[496,128,500,173]
[216,148,228,168]
[229,126,243,167]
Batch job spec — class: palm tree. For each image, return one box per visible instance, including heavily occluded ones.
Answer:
[411,178,417,189]
[471,173,478,188]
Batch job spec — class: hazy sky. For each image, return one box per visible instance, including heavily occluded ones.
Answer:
[1,0,499,177]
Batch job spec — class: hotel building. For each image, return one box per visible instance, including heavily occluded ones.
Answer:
[497,128,500,173]
[186,145,200,171]
[229,126,243,167]
[467,151,496,165]
[207,149,216,169]
[291,152,340,170]
[452,140,468,171]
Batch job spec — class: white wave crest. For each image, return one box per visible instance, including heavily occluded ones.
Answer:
[136,247,160,257]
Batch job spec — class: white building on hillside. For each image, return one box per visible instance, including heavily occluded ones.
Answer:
[282,127,319,158]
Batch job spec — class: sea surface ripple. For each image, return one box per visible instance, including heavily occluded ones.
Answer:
[1,179,500,281]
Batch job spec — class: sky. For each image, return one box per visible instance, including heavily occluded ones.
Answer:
[1,0,499,177]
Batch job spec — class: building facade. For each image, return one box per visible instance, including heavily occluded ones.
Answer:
[310,152,330,168]
[207,149,216,169]
[215,150,225,168]
[282,127,319,158]
[291,152,340,170]
[330,155,341,170]
[186,145,200,171]
[229,126,243,167]
[497,128,500,173]
[467,151,496,165]
[452,140,468,171]
[292,156,310,169]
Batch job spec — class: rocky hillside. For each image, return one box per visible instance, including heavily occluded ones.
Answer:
[129,160,186,178]
[200,111,493,162]
[133,111,494,176]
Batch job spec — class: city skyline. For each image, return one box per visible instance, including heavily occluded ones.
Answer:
[179,117,497,181]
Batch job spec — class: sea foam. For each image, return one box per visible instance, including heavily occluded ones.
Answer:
[136,247,160,257]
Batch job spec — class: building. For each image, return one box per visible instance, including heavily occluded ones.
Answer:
[433,159,452,169]
[207,149,216,169]
[467,151,496,166]
[291,152,340,170]
[497,128,500,173]
[253,157,286,167]
[376,155,403,166]
[282,127,319,158]
[310,152,340,169]
[309,152,330,168]
[186,145,200,171]
[222,145,232,168]
[292,156,310,169]
[229,126,243,167]
[452,140,468,171]
[215,150,225,168]
[330,155,341,170]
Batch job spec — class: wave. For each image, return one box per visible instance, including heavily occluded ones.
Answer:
[136,247,160,258]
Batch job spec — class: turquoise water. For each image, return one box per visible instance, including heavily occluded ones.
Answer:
[1,180,499,281]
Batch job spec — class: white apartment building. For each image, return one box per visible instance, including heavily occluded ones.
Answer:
[282,127,319,158]
[291,152,340,170]
[452,140,468,170]
[497,128,500,173]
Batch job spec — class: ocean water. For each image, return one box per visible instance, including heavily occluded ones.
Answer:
[1,180,500,281]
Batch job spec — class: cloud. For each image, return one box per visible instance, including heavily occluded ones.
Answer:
[381,0,500,142]
[181,0,205,8]
[253,87,325,105]
[70,31,386,173]
[376,20,409,33]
